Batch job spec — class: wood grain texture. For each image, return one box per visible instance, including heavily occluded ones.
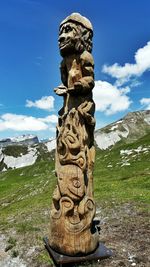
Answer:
[49,13,99,256]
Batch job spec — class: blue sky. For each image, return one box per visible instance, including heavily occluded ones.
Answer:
[0,0,150,140]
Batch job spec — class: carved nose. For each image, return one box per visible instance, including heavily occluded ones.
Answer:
[58,36,65,43]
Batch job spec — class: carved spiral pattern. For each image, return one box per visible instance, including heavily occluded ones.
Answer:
[57,108,88,170]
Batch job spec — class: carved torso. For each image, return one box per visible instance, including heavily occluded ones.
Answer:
[65,55,82,88]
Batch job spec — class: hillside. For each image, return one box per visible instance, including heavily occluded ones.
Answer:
[0,131,149,266]
[95,110,150,150]
[0,139,56,172]
[0,110,150,266]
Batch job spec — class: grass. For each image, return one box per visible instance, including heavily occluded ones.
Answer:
[94,134,150,204]
[0,134,149,265]
[0,160,55,219]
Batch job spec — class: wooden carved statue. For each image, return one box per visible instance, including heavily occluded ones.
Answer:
[48,13,99,256]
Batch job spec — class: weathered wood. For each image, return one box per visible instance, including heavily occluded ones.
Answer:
[49,13,99,256]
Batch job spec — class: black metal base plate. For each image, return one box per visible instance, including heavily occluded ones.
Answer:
[44,237,113,266]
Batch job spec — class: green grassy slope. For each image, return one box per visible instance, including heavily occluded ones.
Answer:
[0,160,55,224]
[94,133,150,204]
[0,134,149,266]
[0,134,149,226]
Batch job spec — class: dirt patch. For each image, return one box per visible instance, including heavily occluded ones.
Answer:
[92,203,150,267]
[0,203,149,267]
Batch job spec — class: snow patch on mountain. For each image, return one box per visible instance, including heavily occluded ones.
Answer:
[45,139,56,152]
[144,117,150,125]
[0,147,38,171]
[0,148,3,162]
[116,120,123,124]
[120,146,150,156]
[119,145,150,167]
[95,128,129,150]
[110,125,118,131]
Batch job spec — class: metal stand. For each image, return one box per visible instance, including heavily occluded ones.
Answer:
[44,237,113,266]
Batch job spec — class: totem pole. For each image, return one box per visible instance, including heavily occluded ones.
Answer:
[45,14,112,262]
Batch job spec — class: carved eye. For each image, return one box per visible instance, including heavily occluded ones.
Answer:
[65,25,72,33]
[83,29,87,35]
[72,179,81,188]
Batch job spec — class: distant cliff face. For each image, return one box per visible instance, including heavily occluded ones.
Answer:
[0,134,39,148]
[95,110,150,150]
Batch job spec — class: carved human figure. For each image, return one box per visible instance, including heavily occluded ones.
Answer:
[49,13,99,255]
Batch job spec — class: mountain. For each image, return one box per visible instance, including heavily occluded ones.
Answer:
[0,134,39,148]
[95,110,150,150]
[0,138,56,172]
[0,110,150,171]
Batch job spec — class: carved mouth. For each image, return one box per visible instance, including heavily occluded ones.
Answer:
[59,40,70,49]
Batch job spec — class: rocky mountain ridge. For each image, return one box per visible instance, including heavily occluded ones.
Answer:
[0,134,39,148]
[95,110,150,150]
[0,110,149,171]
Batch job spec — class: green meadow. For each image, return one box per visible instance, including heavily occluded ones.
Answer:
[0,134,149,266]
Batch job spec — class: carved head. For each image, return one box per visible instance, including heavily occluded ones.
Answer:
[59,13,93,57]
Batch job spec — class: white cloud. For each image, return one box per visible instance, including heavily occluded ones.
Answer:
[0,113,58,132]
[140,98,150,110]
[0,114,47,131]
[26,96,54,111]
[103,41,150,85]
[93,80,131,115]
[40,115,58,123]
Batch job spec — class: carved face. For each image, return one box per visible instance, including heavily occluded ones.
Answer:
[59,22,81,57]
[58,164,85,201]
